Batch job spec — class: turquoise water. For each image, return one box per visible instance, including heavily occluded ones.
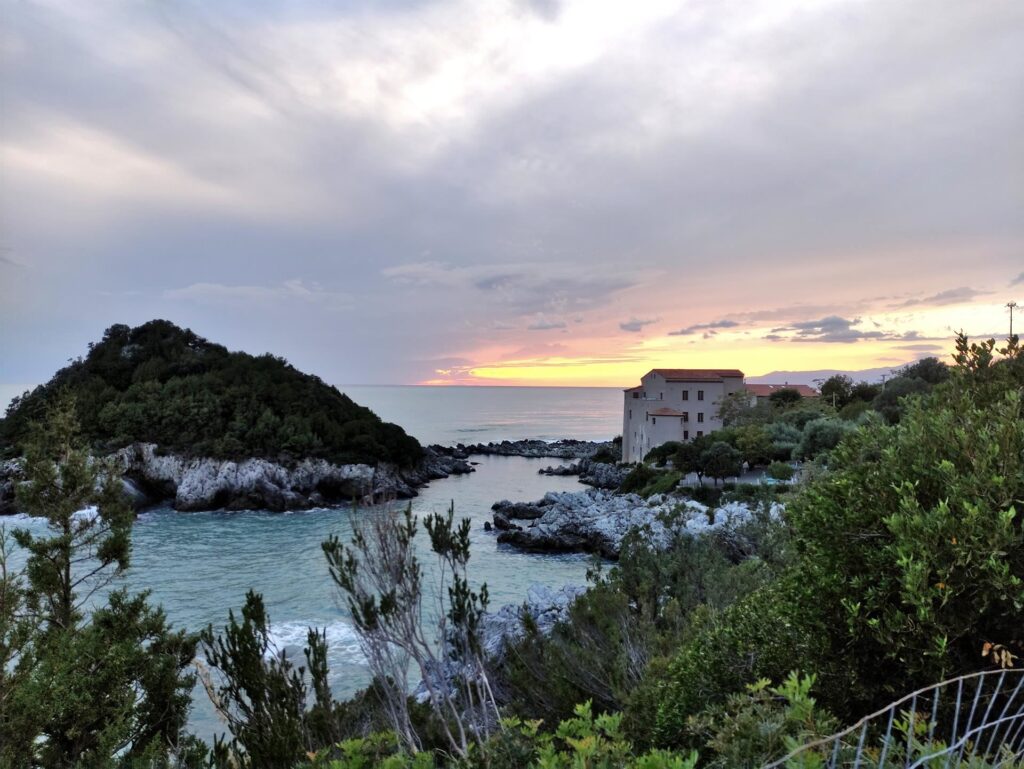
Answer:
[6,386,624,741]
[8,455,594,741]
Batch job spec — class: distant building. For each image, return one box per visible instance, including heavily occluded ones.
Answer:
[744,383,819,405]
[621,368,745,463]
[621,370,819,462]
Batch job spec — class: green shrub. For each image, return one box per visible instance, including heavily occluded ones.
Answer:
[621,464,660,493]
[652,584,817,749]
[795,417,852,460]
[766,462,794,481]
[688,673,837,769]
[644,441,683,466]
[593,445,621,464]
[784,336,1024,715]
[641,471,682,497]
[837,399,871,421]
[465,703,698,769]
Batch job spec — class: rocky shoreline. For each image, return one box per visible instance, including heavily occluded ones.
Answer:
[440,438,616,460]
[0,443,474,515]
[538,457,629,489]
[492,488,781,559]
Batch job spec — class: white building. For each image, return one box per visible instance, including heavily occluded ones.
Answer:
[621,369,746,462]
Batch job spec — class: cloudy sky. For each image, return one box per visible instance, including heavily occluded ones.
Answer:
[1,0,1022,395]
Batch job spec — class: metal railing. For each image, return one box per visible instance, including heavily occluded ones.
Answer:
[764,670,1024,768]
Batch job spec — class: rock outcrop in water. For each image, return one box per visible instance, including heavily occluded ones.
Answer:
[0,443,473,515]
[451,439,616,460]
[538,458,631,489]
[413,583,585,703]
[493,488,781,558]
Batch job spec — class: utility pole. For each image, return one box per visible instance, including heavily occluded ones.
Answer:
[1009,301,1018,339]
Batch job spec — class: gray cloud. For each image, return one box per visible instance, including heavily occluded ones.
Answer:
[1,0,1022,386]
[164,279,350,308]
[619,317,658,333]
[766,316,943,344]
[668,319,739,336]
[1012,272,1024,286]
[526,314,567,331]
[897,286,992,308]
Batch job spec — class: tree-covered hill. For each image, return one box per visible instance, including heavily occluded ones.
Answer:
[0,320,422,467]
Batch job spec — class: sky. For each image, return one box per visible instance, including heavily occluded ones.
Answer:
[1,0,1022,396]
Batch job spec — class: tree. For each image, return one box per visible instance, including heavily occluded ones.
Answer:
[734,426,772,468]
[673,439,708,486]
[700,442,743,486]
[716,391,769,427]
[896,356,950,385]
[795,418,852,460]
[768,388,803,409]
[871,376,930,424]
[848,381,881,403]
[765,462,794,482]
[321,503,497,758]
[200,592,337,768]
[818,375,853,409]
[1,393,200,767]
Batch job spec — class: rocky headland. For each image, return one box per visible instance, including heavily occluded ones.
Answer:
[492,488,781,559]
[0,443,473,515]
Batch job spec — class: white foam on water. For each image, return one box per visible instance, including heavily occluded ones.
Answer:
[2,506,99,526]
[264,620,365,664]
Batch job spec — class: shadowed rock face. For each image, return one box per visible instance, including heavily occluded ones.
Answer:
[494,488,782,559]
[0,444,474,515]
[115,443,475,511]
[413,583,586,704]
[537,458,630,489]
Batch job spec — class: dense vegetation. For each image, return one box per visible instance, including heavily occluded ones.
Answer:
[1,334,1020,768]
[0,321,422,467]
[0,395,203,767]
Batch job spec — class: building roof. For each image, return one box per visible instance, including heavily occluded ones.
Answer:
[648,407,687,417]
[623,385,644,392]
[745,383,819,398]
[648,368,745,381]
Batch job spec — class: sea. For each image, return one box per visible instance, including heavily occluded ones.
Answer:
[5,386,623,742]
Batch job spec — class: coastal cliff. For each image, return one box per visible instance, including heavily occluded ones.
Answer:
[0,443,473,515]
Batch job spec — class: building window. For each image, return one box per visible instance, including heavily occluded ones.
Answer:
[652,417,657,425]
[697,389,704,401]
[632,392,639,399]
[697,412,704,423]
[683,430,689,440]
[682,411,689,422]
[697,430,703,437]
[682,390,689,401]
[629,409,632,419]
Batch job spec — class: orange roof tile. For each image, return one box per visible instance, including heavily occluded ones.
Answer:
[649,368,744,381]
[648,407,686,416]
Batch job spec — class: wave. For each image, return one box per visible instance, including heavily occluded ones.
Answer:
[2,506,99,527]
[264,619,365,664]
